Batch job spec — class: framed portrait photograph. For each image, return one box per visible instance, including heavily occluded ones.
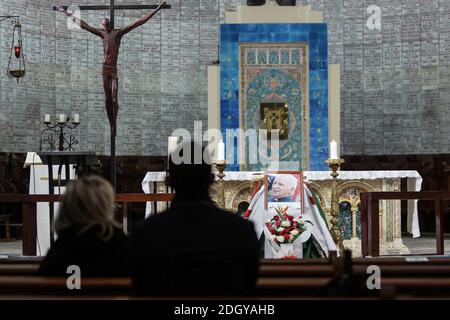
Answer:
[264,171,304,213]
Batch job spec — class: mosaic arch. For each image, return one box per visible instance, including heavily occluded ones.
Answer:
[243,66,305,171]
[220,23,329,171]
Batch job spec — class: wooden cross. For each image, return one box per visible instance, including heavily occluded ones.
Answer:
[53,1,171,29]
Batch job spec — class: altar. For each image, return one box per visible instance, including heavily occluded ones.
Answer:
[146,3,421,256]
[142,170,422,257]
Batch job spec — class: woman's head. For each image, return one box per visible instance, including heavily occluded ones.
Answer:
[55,175,119,240]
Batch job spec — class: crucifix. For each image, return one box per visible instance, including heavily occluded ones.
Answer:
[54,1,171,190]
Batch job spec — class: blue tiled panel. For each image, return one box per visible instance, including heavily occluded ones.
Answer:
[220,23,328,171]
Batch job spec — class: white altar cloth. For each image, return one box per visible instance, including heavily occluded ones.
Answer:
[142,170,422,238]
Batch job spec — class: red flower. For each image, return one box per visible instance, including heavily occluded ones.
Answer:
[284,234,290,240]
[276,221,281,227]
[293,221,299,227]
[273,215,279,221]
[288,215,294,221]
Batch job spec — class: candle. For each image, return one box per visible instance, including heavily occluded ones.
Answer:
[217,140,225,161]
[73,113,80,124]
[44,114,50,123]
[330,140,338,159]
[59,114,65,123]
[168,136,178,156]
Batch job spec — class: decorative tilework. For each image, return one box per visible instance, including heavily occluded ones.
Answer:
[291,48,301,65]
[241,43,307,171]
[280,49,290,64]
[269,50,279,64]
[356,204,362,239]
[339,201,353,240]
[220,23,328,171]
[245,67,303,171]
[247,49,256,65]
[257,49,267,64]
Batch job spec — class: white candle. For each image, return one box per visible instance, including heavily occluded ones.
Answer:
[168,136,178,156]
[217,140,225,161]
[44,114,50,123]
[330,140,338,159]
[73,113,80,124]
[59,114,65,123]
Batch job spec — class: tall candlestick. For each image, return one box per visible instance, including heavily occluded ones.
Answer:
[217,140,225,161]
[330,140,338,159]
[73,113,80,124]
[59,114,65,124]
[325,158,346,256]
[44,114,50,123]
[215,161,227,209]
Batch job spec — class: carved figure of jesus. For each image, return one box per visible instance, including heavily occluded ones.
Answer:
[56,1,166,136]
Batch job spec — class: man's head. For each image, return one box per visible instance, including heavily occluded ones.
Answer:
[166,141,214,195]
[103,18,112,31]
[271,174,297,200]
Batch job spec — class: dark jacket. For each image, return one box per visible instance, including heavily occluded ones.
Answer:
[39,226,129,277]
[130,200,260,296]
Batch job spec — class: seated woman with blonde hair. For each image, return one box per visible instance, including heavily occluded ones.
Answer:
[40,175,129,276]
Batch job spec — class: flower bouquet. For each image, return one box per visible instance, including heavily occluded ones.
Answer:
[264,205,306,259]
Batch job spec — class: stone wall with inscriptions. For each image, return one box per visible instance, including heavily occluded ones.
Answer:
[311,0,447,155]
[0,0,449,156]
[0,0,238,155]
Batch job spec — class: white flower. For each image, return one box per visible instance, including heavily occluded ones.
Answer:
[290,229,299,236]
[277,235,285,243]
[281,221,290,227]
[277,227,285,232]
[271,235,276,240]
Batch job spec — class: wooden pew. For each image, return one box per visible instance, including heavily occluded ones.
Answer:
[259,264,450,277]
[0,257,42,264]
[3,263,450,278]
[0,264,39,275]
[261,257,450,265]
[256,277,450,297]
[3,256,450,265]
[2,275,450,298]
[2,257,450,277]
[0,276,329,297]
[0,276,132,296]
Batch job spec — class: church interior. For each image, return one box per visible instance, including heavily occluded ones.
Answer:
[1,0,450,301]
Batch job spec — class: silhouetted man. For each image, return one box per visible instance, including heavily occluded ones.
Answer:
[130,141,260,296]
